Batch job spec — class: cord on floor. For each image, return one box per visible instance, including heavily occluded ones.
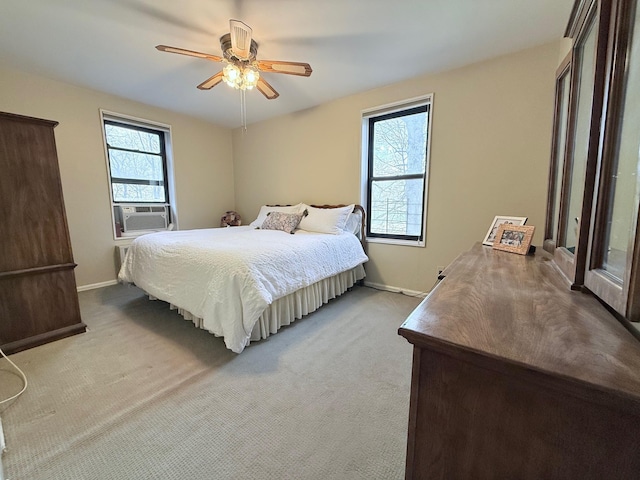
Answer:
[0,347,27,406]
[0,346,28,480]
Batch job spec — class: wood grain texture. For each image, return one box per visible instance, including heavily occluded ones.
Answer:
[400,244,640,409]
[0,111,85,353]
[399,243,640,479]
[0,113,73,271]
[0,268,84,353]
[408,348,640,480]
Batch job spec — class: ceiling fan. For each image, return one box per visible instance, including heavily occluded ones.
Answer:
[156,20,312,100]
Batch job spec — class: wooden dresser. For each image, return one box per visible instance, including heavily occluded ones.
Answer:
[0,112,85,354]
[398,244,640,479]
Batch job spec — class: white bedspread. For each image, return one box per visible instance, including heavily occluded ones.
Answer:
[118,226,368,353]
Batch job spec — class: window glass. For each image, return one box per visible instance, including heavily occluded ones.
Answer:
[111,183,166,203]
[105,121,167,204]
[370,178,424,236]
[105,123,161,153]
[372,111,426,177]
[109,151,165,182]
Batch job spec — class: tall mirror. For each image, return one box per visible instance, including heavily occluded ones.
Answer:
[544,54,572,253]
[586,0,640,325]
[555,0,610,286]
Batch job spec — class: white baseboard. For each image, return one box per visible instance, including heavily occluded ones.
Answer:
[77,279,119,292]
[363,281,428,298]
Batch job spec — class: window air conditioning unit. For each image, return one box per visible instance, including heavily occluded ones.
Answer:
[120,205,169,232]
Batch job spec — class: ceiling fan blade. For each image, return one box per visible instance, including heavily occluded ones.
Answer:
[229,19,252,60]
[256,77,279,100]
[256,60,312,77]
[197,71,224,90]
[156,45,222,63]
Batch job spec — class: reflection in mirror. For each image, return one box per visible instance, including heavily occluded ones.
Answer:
[562,15,598,254]
[602,7,640,281]
[551,71,572,241]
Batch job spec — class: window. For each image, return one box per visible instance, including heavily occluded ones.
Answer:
[362,95,432,246]
[100,111,176,238]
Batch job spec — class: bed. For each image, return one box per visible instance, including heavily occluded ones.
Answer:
[118,204,368,353]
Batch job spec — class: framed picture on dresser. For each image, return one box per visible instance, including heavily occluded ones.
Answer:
[492,224,535,255]
[482,215,528,246]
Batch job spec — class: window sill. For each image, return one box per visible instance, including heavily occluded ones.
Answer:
[114,229,169,241]
[367,237,425,248]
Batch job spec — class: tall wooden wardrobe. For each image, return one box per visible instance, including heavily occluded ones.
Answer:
[0,112,85,354]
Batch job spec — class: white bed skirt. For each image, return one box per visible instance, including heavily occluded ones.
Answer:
[150,264,366,345]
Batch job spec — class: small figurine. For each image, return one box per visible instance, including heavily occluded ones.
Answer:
[220,211,242,227]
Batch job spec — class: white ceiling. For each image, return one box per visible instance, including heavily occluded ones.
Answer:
[0,0,573,128]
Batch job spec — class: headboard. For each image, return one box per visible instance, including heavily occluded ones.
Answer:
[267,204,367,248]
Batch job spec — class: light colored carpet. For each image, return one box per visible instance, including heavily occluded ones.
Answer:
[0,284,421,480]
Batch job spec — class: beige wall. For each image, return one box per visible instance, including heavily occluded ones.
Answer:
[232,41,561,293]
[1,40,561,294]
[0,66,234,288]
[559,37,573,63]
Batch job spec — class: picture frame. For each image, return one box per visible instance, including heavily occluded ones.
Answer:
[482,216,528,246]
[492,224,535,255]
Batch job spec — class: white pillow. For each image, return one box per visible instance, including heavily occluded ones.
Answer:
[298,204,354,234]
[344,210,362,237]
[250,204,303,228]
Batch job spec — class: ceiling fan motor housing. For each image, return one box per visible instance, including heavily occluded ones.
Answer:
[219,33,258,62]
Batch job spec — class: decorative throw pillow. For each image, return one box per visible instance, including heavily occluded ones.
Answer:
[260,211,308,234]
[249,204,303,228]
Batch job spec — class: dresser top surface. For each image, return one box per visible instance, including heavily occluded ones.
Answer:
[399,243,640,408]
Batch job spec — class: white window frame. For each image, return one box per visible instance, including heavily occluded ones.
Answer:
[360,94,433,247]
[100,109,178,241]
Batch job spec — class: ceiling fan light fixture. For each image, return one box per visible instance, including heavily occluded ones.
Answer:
[242,67,259,90]
[222,63,242,88]
[223,63,260,91]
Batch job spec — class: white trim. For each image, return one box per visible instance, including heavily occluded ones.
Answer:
[360,118,369,216]
[366,236,426,248]
[360,94,434,248]
[77,280,119,292]
[361,93,434,118]
[117,230,162,240]
[364,281,428,298]
[100,109,171,131]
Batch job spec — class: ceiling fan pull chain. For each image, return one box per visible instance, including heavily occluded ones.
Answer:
[240,89,248,131]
